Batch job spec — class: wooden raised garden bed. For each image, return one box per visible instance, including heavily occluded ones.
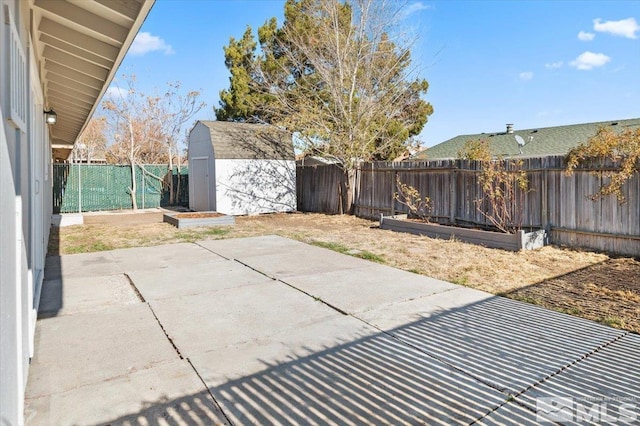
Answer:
[163,211,235,229]
[380,214,547,251]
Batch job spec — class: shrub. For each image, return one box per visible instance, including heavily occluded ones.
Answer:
[566,126,640,203]
[394,175,432,221]
[459,139,530,234]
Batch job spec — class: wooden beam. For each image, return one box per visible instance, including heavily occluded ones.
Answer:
[47,88,95,109]
[45,61,103,90]
[34,0,129,43]
[94,0,141,21]
[44,46,109,81]
[47,96,92,116]
[48,82,98,105]
[44,72,101,98]
[38,17,119,60]
[40,33,114,69]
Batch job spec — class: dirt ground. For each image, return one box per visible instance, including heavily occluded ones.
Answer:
[50,211,639,333]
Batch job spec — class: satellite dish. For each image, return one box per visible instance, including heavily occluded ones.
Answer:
[514,135,526,155]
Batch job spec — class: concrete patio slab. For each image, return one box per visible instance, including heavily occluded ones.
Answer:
[473,401,541,425]
[514,332,640,416]
[356,286,497,328]
[359,288,626,395]
[201,235,369,279]
[148,280,342,357]
[189,314,379,386]
[479,334,640,424]
[197,235,308,259]
[235,248,368,279]
[24,359,229,426]
[27,236,637,425]
[281,263,458,314]
[195,327,506,425]
[111,242,226,272]
[38,274,139,317]
[26,304,177,397]
[44,251,120,280]
[128,259,272,301]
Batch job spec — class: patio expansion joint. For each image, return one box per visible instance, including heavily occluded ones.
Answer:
[184,357,235,426]
[123,273,235,425]
[195,241,232,260]
[124,273,185,361]
[269,274,518,401]
[124,272,146,303]
[469,329,631,425]
[228,258,352,317]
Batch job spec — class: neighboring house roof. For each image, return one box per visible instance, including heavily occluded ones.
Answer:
[414,118,640,160]
[198,121,295,161]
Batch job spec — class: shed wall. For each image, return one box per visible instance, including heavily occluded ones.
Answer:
[215,159,296,215]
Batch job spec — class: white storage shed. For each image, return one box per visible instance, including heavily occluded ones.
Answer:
[188,121,297,215]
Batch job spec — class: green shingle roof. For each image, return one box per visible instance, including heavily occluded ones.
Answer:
[414,118,640,160]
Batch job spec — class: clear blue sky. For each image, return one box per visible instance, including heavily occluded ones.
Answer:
[110,0,640,147]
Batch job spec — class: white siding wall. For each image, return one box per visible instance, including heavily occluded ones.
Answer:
[1,1,53,424]
[188,122,215,211]
[215,159,296,215]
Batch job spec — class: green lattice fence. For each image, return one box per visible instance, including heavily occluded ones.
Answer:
[53,164,188,213]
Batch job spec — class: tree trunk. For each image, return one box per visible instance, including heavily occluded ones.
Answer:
[129,157,138,210]
[339,168,356,215]
[168,147,175,205]
[128,118,138,210]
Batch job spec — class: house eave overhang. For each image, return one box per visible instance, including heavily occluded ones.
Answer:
[31,0,155,161]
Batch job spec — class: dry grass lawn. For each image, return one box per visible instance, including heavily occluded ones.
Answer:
[49,211,639,333]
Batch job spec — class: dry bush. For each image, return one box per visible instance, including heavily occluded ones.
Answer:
[394,175,431,221]
[566,126,640,203]
[459,139,529,234]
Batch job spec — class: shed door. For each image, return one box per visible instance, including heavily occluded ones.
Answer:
[192,157,210,211]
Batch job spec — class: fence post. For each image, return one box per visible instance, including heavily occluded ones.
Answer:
[391,168,397,216]
[541,169,548,229]
[142,169,145,209]
[449,167,456,224]
[78,162,81,213]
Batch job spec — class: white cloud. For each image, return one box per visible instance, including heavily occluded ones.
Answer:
[519,71,533,81]
[105,86,128,99]
[545,61,563,69]
[577,31,595,41]
[569,51,611,70]
[593,17,640,39]
[403,2,432,17]
[130,32,175,56]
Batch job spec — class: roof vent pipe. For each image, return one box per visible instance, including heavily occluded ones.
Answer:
[506,123,514,134]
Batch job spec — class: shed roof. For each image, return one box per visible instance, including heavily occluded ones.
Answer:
[414,118,640,160]
[198,121,294,160]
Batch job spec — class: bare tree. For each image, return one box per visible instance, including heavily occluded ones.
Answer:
[250,0,433,212]
[147,82,205,204]
[103,75,150,209]
[72,117,107,163]
[103,75,205,209]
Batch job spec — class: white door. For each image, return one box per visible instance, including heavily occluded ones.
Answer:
[192,157,210,211]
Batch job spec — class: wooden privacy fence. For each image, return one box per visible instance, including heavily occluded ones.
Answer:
[53,164,189,213]
[296,164,350,214]
[296,156,640,256]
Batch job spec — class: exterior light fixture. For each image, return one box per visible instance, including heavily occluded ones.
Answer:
[44,109,57,125]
